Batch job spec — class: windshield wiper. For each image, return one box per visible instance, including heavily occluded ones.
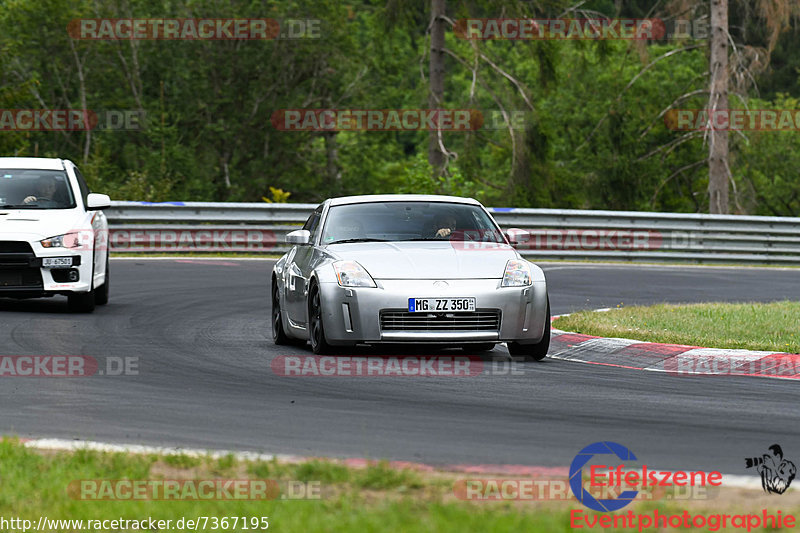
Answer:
[327,238,390,245]
[0,204,36,209]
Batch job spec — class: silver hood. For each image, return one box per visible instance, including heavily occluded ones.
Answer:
[326,241,519,279]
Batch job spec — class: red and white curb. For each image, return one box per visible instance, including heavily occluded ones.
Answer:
[18,437,763,490]
[549,312,800,381]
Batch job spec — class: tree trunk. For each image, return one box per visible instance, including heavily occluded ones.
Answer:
[428,0,446,176]
[68,38,91,164]
[708,0,729,214]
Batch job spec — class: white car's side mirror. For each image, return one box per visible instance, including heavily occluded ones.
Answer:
[504,228,527,247]
[286,229,311,245]
[86,193,111,210]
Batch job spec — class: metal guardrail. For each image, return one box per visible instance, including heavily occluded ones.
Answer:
[106,201,800,264]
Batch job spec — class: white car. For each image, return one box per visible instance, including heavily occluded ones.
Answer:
[0,157,111,312]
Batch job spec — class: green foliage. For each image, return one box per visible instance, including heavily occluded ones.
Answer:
[0,0,797,213]
[732,95,800,216]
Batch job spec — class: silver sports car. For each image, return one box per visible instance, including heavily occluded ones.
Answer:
[270,194,550,360]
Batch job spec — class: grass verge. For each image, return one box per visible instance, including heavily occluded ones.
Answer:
[553,301,800,353]
[5,438,800,532]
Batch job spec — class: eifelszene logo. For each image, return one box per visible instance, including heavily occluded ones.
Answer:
[745,444,796,494]
[569,441,722,512]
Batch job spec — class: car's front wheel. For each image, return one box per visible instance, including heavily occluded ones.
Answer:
[68,288,95,313]
[69,255,97,313]
[507,297,550,361]
[271,280,292,345]
[308,283,335,355]
[94,255,110,305]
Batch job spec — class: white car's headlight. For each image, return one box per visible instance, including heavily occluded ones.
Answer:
[333,260,376,288]
[502,259,532,287]
[40,233,81,248]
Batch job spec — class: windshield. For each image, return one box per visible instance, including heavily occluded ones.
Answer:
[0,169,76,209]
[320,201,506,244]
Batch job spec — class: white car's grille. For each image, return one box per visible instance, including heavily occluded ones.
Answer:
[0,241,43,288]
[380,310,501,332]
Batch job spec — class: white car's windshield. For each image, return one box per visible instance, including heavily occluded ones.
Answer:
[321,201,505,244]
[0,169,76,209]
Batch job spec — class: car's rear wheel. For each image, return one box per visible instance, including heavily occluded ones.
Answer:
[507,296,550,361]
[308,283,335,354]
[94,255,109,305]
[271,280,292,345]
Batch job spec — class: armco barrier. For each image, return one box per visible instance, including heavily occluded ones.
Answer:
[105,201,800,264]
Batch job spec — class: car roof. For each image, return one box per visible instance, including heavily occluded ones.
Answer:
[327,194,481,207]
[0,157,66,171]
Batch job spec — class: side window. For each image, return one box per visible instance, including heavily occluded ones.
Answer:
[73,166,91,206]
[302,206,323,243]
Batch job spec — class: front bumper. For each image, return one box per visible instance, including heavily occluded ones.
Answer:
[317,278,548,345]
[0,241,94,296]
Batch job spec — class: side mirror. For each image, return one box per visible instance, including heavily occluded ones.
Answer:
[504,228,527,247]
[86,193,111,210]
[286,229,311,245]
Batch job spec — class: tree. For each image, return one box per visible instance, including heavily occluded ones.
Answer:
[708,0,729,214]
[427,0,447,177]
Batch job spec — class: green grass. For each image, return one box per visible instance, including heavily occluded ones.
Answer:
[2,439,578,532]
[553,301,800,353]
[6,438,798,532]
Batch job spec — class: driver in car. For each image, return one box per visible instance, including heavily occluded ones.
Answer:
[23,176,61,207]
[432,212,458,238]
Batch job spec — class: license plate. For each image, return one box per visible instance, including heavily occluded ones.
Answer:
[42,257,73,268]
[408,297,476,312]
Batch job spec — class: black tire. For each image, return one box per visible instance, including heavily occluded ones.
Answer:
[271,280,292,345]
[462,343,496,353]
[308,283,335,355]
[95,255,110,305]
[507,297,550,361]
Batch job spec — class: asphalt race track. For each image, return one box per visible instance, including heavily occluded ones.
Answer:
[1,259,799,474]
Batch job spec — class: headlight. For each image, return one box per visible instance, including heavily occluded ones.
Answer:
[333,260,376,288]
[41,233,81,248]
[502,259,532,287]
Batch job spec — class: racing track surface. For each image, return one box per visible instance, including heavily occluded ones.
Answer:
[1,259,799,474]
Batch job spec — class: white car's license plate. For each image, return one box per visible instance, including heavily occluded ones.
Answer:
[408,297,476,312]
[42,257,73,268]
